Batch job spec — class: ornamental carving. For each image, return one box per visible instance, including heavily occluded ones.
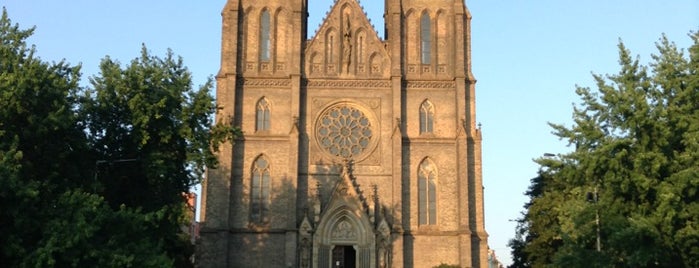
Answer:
[332,220,356,240]
[238,78,291,87]
[307,80,390,88]
[405,81,456,89]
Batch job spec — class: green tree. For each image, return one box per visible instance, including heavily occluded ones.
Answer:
[0,8,94,265]
[83,46,222,211]
[0,9,236,266]
[510,31,699,268]
[81,45,237,267]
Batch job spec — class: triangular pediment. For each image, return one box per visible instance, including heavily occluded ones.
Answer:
[313,162,376,246]
[330,161,368,209]
[316,161,371,222]
[305,0,389,78]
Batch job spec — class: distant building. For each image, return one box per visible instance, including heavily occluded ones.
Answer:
[488,249,504,268]
[198,0,488,267]
[182,192,199,244]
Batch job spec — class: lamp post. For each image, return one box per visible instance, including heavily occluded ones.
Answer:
[587,184,601,252]
[595,186,601,252]
[544,153,602,252]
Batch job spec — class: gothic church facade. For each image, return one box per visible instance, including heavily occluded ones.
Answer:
[198,0,488,267]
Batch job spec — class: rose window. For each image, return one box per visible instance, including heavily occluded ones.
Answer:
[316,104,374,159]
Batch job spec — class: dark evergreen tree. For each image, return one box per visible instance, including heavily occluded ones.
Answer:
[510,31,699,268]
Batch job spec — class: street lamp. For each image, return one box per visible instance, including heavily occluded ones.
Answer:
[543,153,601,252]
[586,185,601,252]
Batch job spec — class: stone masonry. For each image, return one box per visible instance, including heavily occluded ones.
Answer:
[197,0,488,267]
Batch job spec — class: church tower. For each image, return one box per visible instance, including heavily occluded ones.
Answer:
[197,0,488,267]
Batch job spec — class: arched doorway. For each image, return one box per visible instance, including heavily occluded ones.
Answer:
[313,205,375,268]
[310,160,377,268]
[331,245,356,268]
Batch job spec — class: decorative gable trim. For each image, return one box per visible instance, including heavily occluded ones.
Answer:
[305,0,389,79]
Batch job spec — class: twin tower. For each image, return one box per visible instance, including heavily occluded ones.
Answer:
[198,0,488,267]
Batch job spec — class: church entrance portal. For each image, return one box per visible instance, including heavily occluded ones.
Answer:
[331,245,356,268]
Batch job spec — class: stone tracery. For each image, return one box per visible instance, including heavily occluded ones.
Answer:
[316,104,373,159]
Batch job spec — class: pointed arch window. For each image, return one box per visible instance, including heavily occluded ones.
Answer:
[418,159,437,225]
[259,10,271,62]
[328,34,335,63]
[420,13,432,64]
[419,100,434,134]
[256,98,270,131]
[358,34,365,64]
[251,156,271,223]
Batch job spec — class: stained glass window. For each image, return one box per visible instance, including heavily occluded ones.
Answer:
[260,10,271,62]
[420,100,434,134]
[420,13,431,64]
[418,159,437,225]
[256,98,270,131]
[251,156,270,223]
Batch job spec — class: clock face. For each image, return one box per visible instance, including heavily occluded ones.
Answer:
[315,102,375,160]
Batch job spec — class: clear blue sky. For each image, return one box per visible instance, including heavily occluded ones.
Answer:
[4,0,697,266]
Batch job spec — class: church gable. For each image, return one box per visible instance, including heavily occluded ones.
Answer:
[305,0,389,78]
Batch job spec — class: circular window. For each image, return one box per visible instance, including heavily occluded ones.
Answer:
[315,103,375,160]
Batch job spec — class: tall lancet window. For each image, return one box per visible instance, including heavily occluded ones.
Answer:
[251,156,271,223]
[418,158,437,225]
[419,100,434,134]
[420,13,432,64]
[358,34,364,64]
[256,98,271,131]
[259,10,271,62]
[329,34,335,63]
